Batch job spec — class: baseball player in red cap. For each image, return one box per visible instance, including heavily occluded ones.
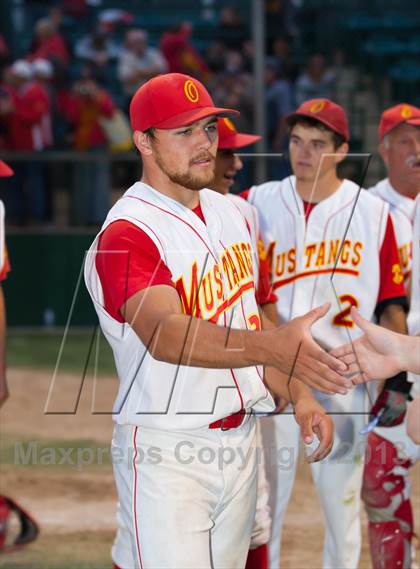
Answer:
[358,103,420,569]
[0,160,39,553]
[83,74,343,568]
[211,118,274,569]
[246,98,408,568]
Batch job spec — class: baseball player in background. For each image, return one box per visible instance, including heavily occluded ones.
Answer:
[210,117,274,569]
[0,159,39,552]
[246,99,408,569]
[360,103,420,569]
[84,73,343,569]
[332,196,419,448]
[332,195,419,451]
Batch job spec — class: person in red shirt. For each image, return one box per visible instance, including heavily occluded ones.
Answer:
[0,159,39,553]
[0,60,50,224]
[28,17,70,68]
[60,76,115,225]
[160,22,210,82]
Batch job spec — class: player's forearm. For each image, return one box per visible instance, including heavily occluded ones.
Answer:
[262,302,281,326]
[150,313,271,369]
[263,366,314,404]
[398,334,420,374]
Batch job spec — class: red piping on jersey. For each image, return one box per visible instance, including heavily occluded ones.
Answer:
[125,195,218,263]
[273,267,360,289]
[230,369,244,411]
[209,281,255,322]
[132,427,143,569]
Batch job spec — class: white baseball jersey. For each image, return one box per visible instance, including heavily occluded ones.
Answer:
[408,196,420,389]
[369,178,415,290]
[85,182,274,430]
[407,194,419,337]
[249,176,389,349]
[226,193,259,253]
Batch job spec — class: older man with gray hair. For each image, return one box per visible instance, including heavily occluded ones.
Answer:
[117,29,167,110]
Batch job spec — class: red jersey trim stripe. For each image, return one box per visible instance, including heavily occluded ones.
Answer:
[273,267,360,289]
[132,427,143,569]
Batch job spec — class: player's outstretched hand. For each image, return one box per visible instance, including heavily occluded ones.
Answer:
[268,303,353,395]
[294,397,334,462]
[330,307,413,382]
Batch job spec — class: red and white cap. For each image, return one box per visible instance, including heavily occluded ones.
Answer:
[286,98,350,142]
[130,73,239,132]
[0,160,13,177]
[217,118,261,149]
[378,103,420,141]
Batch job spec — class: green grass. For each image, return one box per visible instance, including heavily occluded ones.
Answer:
[7,330,116,376]
[0,437,112,469]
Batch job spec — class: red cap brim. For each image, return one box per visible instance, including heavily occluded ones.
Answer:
[407,118,420,127]
[285,111,350,141]
[0,160,13,177]
[153,107,239,129]
[218,132,261,150]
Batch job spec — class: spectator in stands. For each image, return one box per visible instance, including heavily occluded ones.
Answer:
[32,59,54,149]
[0,60,50,224]
[295,53,335,105]
[60,76,115,225]
[33,59,55,222]
[28,17,70,68]
[160,22,209,82]
[217,6,248,51]
[212,70,253,132]
[76,28,121,87]
[265,58,294,178]
[118,29,167,111]
[0,68,14,151]
[205,41,227,74]
[265,58,294,151]
[271,36,298,82]
[0,35,10,76]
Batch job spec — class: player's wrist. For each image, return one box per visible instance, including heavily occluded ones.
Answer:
[246,329,275,366]
[395,333,410,373]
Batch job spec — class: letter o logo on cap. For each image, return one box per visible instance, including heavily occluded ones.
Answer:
[400,105,413,119]
[223,118,236,132]
[309,100,326,114]
[184,80,199,103]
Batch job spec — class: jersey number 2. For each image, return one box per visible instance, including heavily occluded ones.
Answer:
[333,294,359,328]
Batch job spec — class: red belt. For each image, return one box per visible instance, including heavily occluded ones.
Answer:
[209,410,246,430]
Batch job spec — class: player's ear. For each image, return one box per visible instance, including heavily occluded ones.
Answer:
[334,142,349,165]
[133,131,153,156]
[379,141,389,167]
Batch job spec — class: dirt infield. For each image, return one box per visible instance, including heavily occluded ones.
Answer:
[1,368,418,568]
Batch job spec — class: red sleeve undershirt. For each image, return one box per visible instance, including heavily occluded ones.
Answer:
[0,247,10,281]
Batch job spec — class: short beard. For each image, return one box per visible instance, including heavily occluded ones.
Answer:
[153,147,216,191]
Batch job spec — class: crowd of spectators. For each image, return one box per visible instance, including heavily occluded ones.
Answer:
[0,2,343,226]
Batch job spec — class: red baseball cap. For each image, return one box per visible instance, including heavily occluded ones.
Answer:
[286,98,350,142]
[217,118,261,150]
[0,160,13,177]
[130,73,239,132]
[378,103,420,141]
